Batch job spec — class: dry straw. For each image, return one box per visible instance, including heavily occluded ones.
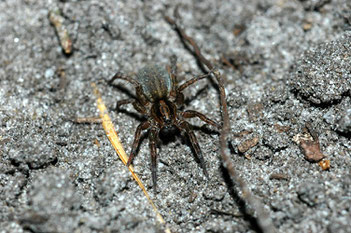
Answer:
[92,83,171,233]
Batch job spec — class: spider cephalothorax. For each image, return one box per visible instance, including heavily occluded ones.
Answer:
[109,57,220,191]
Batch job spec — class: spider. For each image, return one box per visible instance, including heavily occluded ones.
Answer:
[109,57,220,191]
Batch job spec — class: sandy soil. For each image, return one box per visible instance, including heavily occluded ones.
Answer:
[1,0,350,232]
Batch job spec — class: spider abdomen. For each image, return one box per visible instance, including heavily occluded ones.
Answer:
[136,65,172,102]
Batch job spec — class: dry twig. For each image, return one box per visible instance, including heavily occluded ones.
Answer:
[165,10,277,233]
[49,9,73,55]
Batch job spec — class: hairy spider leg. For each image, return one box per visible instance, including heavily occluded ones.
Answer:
[149,127,159,192]
[116,99,147,115]
[177,121,209,178]
[109,73,149,106]
[182,110,221,129]
[126,121,151,167]
[174,73,210,106]
[116,99,134,109]
[178,73,210,92]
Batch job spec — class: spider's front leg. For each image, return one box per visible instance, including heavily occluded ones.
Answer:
[174,73,211,106]
[177,120,209,178]
[178,73,210,92]
[149,127,160,192]
[127,120,151,166]
[116,99,134,110]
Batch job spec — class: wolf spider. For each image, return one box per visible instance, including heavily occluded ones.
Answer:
[109,57,220,191]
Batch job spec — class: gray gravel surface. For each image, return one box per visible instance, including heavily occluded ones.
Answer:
[1,0,350,233]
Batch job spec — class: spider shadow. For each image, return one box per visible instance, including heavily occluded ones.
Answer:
[178,124,220,168]
[191,124,219,136]
[109,83,136,100]
[158,126,179,145]
[109,83,145,122]
[220,163,263,233]
[115,108,145,123]
[157,124,220,171]
[183,83,210,106]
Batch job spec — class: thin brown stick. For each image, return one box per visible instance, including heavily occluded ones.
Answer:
[165,11,277,233]
[49,9,73,55]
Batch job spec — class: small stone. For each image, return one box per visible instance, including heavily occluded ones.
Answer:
[238,136,259,153]
[319,159,330,171]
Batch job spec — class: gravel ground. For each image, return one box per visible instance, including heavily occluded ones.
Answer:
[1,0,350,233]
